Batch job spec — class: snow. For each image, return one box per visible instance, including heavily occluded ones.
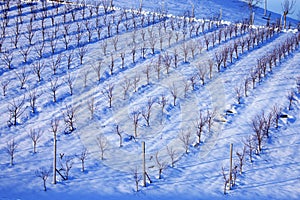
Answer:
[0,0,299,199]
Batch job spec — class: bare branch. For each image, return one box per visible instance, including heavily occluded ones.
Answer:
[130,108,141,138]
[236,146,246,174]
[141,97,155,126]
[58,154,74,180]
[235,86,243,104]
[142,65,151,85]
[92,60,103,82]
[272,104,282,129]
[7,96,25,126]
[65,74,74,96]
[87,97,96,119]
[132,74,140,93]
[207,109,216,133]
[179,129,192,154]
[155,151,168,179]
[133,167,142,192]
[167,145,177,167]
[221,166,230,194]
[78,46,88,65]
[169,82,178,106]
[63,105,77,134]
[159,94,168,124]
[282,0,296,29]
[50,55,61,75]
[35,167,51,191]
[49,77,59,103]
[251,114,264,154]
[15,67,28,89]
[32,61,45,82]
[5,139,17,166]
[1,80,10,96]
[97,134,108,160]
[195,110,208,145]
[102,83,114,108]
[29,128,43,153]
[29,88,40,113]
[77,148,88,172]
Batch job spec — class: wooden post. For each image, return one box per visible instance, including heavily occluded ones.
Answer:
[229,143,233,189]
[142,141,146,187]
[191,3,195,19]
[264,0,267,16]
[139,0,143,13]
[53,132,57,184]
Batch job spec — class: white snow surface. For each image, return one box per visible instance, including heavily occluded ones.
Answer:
[0,0,299,199]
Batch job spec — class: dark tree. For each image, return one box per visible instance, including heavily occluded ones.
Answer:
[155,151,167,179]
[115,124,123,147]
[32,61,45,82]
[169,82,178,106]
[19,45,31,63]
[78,46,88,65]
[121,77,131,100]
[251,114,264,154]
[195,110,207,144]
[97,134,108,160]
[132,74,140,93]
[243,136,255,163]
[282,0,296,29]
[143,65,151,85]
[142,97,155,127]
[207,109,216,133]
[15,67,28,89]
[159,94,168,124]
[102,83,114,108]
[235,86,243,104]
[1,80,10,96]
[63,105,77,133]
[131,108,141,138]
[49,78,59,103]
[77,148,88,172]
[5,139,17,166]
[236,146,246,174]
[272,104,282,129]
[2,50,14,69]
[198,64,207,85]
[58,154,74,180]
[65,74,74,96]
[29,89,40,113]
[215,51,223,72]
[179,129,192,154]
[92,60,103,82]
[50,55,61,75]
[35,167,51,191]
[162,53,173,75]
[287,90,295,110]
[167,145,177,167]
[133,167,141,192]
[87,97,96,119]
[29,128,43,153]
[7,96,25,126]
[222,167,230,194]
[109,54,115,75]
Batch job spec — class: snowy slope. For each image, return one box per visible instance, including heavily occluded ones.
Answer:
[0,0,299,199]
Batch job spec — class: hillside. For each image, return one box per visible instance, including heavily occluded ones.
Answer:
[0,0,299,199]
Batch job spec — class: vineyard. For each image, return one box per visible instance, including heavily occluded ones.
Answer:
[0,0,299,199]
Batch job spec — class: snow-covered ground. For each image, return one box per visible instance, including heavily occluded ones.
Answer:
[0,0,299,199]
